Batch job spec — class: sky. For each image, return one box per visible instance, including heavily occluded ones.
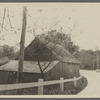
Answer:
[0,3,100,50]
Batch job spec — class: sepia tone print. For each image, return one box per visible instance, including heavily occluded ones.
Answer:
[0,3,100,97]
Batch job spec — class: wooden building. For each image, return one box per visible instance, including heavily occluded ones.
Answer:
[0,38,80,84]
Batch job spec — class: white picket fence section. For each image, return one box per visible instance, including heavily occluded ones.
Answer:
[0,75,82,95]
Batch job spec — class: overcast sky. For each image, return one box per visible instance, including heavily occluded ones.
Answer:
[0,3,100,50]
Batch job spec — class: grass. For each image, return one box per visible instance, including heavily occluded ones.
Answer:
[0,76,88,95]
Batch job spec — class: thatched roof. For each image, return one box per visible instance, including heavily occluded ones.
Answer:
[0,60,59,73]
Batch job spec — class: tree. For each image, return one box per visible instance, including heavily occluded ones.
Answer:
[42,29,79,55]
[74,49,96,70]
[0,45,15,59]
[24,37,57,78]
[25,29,79,77]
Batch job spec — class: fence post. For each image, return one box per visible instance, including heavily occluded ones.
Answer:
[60,77,64,92]
[38,79,43,95]
[73,77,77,88]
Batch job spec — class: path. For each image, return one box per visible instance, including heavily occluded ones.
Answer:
[77,70,100,97]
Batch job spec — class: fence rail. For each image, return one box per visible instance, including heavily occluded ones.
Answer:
[0,75,83,94]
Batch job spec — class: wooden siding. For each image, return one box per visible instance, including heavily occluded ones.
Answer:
[0,62,80,84]
[44,62,80,81]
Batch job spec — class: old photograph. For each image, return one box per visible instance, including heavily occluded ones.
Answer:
[0,3,100,97]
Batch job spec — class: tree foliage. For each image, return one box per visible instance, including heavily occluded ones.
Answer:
[74,49,100,70]
[41,29,79,55]
[0,45,15,59]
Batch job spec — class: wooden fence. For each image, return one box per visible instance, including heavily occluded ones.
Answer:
[0,76,82,95]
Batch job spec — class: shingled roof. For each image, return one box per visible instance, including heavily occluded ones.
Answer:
[0,38,80,73]
[0,60,59,73]
[21,37,80,64]
[38,38,80,64]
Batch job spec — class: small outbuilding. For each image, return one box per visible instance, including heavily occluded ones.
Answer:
[0,38,80,84]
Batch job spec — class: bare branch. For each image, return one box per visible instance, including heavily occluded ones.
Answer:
[48,21,59,32]
[7,9,12,28]
[37,60,43,74]
[0,8,6,33]
[42,42,59,72]
[2,8,6,29]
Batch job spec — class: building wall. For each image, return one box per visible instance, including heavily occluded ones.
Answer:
[44,62,80,81]
[0,62,80,84]
[0,71,42,84]
[0,71,16,84]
